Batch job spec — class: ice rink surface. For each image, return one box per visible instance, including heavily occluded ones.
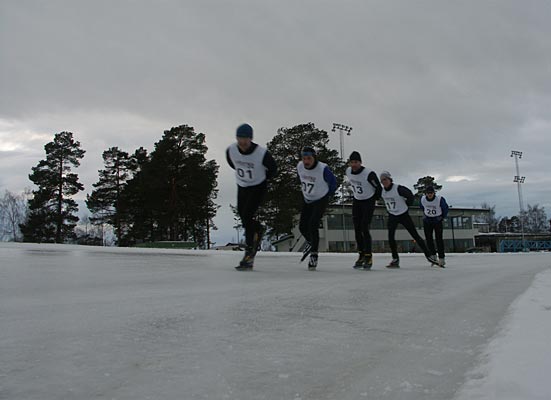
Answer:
[0,243,549,400]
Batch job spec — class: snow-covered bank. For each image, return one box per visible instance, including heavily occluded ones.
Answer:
[455,268,551,400]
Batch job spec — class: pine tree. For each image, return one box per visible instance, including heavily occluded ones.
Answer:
[119,147,153,245]
[86,147,135,245]
[413,176,443,196]
[121,126,219,247]
[263,123,344,238]
[20,132,85,243]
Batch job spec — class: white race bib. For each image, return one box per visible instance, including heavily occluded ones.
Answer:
[345,167,376,200]
[381,184,409,215]
[228,144,267,187]
[421,195,443,217]
[297,161,330,202]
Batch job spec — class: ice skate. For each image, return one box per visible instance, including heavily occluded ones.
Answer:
[235,250,254,271]
[353,252,365,269]
[308,252,318,271]
[363,253,373,270]
[426,254,439,266]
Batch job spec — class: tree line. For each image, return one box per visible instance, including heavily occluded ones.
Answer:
[1,122,549,246]
[14,125,219,247]
[476,202,549,234]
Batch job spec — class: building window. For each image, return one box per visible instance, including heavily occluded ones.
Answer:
[444,216,472,230]
[326,213,353,230]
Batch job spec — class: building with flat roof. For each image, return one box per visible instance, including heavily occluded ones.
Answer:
[273,204,490,253]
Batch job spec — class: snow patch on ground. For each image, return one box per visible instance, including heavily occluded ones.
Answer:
[454,268,551,400]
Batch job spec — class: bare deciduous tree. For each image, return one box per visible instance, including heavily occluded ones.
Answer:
[0,190,27,242]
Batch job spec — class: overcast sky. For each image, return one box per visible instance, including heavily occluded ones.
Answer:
[1,0,550,244]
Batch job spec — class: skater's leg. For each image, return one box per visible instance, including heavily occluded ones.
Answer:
[361,199,376,268]
[423,222,437,256]
[247,184,266,254]
[237,186,254,249]
[402,214,437,264]
[308,197,328,253]
[305,197,328,269]
[240,203,255,248]
[401,214,431,256]
[363,199,376,254]
[352,200,366,267]
[434,221,445,259]
[352,200,364,253]
[237,183,266,254]
[387,215,399,259]
[246,182,266,218]
[308,211,319,254]
[236,186,256,269]
[299,201,313,244]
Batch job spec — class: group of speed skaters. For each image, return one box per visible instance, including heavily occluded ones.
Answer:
[226,124,449,271]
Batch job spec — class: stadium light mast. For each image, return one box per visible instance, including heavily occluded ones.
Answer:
[511,150,526,251]
[332,123,353,252]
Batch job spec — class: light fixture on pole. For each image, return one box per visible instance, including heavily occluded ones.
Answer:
[332,123,353,252]
[511,150,526,252]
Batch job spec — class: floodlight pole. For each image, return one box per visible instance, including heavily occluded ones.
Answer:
[511,150,526,252]
[332,123,353,252]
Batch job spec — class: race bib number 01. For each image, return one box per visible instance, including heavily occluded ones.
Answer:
[237,168,253,180]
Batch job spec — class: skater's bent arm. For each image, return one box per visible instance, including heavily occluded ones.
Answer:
[323,167,337,195]
[226,148,235,170]
[441,197,449,218]
[263,151,278,179]
[397,185,415,206]
[367,171,382,199]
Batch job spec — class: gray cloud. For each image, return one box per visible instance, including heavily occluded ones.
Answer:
[1,0,551,243]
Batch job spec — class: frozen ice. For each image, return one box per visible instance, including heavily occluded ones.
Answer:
[0,243,549,400]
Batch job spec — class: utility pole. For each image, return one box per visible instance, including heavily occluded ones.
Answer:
[511,150,526,252]
[331,123,352,252]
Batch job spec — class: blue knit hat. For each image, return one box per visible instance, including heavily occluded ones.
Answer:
[301,146,316,157]
[236,123,253,138]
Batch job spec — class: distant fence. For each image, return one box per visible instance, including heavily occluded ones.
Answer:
[499,240,551,252]
[133,241,197,249]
